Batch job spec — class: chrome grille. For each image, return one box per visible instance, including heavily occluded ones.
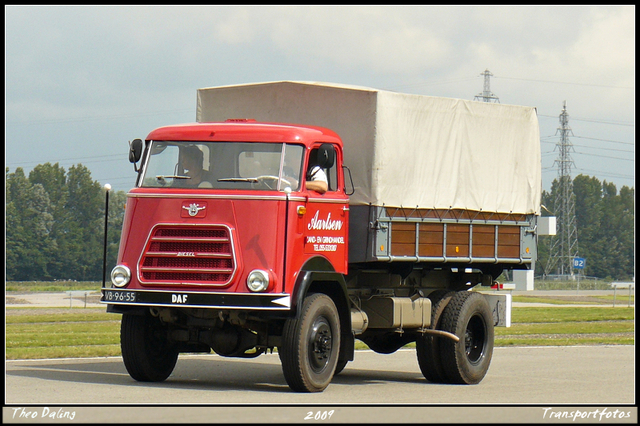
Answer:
[140,225,235,285]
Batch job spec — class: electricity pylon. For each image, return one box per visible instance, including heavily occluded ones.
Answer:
[474,69,500,103]
[545,101,579,278]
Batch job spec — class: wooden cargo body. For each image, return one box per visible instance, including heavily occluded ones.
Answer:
[349,205,536,270]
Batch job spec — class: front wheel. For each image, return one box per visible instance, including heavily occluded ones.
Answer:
[121,313,179,382]
[439,291,494,384]
[279,293,341,392]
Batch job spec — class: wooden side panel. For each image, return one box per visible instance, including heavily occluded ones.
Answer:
[498,226,521,258]
[418,223,444,257]
[390,222,415,256]
[472,225,495,258]
[446,224,469,257]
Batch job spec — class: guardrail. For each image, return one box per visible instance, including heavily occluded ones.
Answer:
[65,291,93,308]
[611,282,635,307]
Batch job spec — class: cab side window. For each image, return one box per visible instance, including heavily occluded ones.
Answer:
[308,144,337,192]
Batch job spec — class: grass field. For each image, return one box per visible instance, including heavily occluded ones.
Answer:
[5,303,635,360]
[6,281,101,292]
[5,281,635,359]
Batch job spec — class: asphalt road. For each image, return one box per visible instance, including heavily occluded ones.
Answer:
[5,346,636,423]
[5,290,636,423]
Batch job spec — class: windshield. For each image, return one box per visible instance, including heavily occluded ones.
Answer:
[140,141,304,191]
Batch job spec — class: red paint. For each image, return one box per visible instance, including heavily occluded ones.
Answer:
[115,122,348,297]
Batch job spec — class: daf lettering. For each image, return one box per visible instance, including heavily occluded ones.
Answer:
[172,294,188,304]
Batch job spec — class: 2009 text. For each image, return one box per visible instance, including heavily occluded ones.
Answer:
[304,410,335,421]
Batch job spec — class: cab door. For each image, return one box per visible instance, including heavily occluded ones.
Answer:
[300,143,349,274]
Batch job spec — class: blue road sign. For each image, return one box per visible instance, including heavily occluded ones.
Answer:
[573,257,586,269]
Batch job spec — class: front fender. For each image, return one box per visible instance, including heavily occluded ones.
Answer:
[290,266,354,364]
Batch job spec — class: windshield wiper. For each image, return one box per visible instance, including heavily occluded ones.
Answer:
[156,175,191,180]
[156,175,191,184]
[218,177,258,183]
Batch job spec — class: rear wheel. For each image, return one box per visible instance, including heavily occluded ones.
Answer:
[121,313,179,382]
[333,358,348,375]
[280,293,341,392]
[416,290,454,383]
[439,292,494,384]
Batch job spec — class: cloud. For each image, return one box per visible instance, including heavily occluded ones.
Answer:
[5,5,634,192]
[573,8,635,86]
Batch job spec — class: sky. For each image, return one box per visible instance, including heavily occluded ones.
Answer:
[5,5,635,194]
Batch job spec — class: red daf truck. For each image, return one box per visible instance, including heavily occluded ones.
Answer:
[102,81,543,392]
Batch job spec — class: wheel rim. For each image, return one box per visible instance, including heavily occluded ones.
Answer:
[464,313,486,364]
[308,316,333,373]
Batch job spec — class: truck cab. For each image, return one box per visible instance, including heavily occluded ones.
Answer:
[111,120,350,296]
[105,120,353,391]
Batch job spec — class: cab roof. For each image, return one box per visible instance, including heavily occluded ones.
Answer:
[145,120,342,147]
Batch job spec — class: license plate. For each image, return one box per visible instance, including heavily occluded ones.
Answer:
[103,289,136,303]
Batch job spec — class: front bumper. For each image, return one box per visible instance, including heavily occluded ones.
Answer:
[101,288,291,311]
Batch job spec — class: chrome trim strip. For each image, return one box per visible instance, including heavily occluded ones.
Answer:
[307,197,350,204]
[137,223,238,287]
[128,192,307,202]
[378,255,531,264]
[128,191,348,204]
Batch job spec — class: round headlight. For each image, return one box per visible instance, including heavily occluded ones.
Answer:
[247,270,270,292]
[111,265,131,288]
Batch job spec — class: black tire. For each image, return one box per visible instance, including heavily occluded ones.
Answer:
[280,293,341,392]
[121,313,179,382]
[416,289,454,383]
[333,358,348,376]
[439,291,494,384]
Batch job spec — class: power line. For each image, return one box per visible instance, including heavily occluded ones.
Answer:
[7,108,193,125]
[573,135,635,146]
[538,114,634,127]
[574,168,635,180]
[543,134,634,147]
[494,75,633,90]
[386,77,477,91]
[6,154,124,168]
[572,151,634,162]
[571,144,634,154]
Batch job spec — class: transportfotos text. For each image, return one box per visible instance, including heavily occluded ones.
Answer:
[542,407,632,421]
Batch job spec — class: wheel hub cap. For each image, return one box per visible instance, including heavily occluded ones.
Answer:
[309,317,332,372]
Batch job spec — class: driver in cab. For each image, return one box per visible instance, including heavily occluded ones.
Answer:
[180,146,212,188]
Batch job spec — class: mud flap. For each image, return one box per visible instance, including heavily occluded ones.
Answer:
[479,292,512,327]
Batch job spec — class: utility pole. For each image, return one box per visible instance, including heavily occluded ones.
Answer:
[545,101,579,278]
[474,69,500,103]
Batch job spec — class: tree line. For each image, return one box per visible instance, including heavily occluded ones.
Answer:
[5,164,635,282]
[6,163,126,282]
[535,175,635,280]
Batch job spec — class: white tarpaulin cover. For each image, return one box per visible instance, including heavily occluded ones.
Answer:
[197,81,541,214]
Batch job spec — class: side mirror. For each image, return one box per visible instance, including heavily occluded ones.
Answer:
[317,143,335,169]
[342,165,355,196]
[129,139,143,164]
